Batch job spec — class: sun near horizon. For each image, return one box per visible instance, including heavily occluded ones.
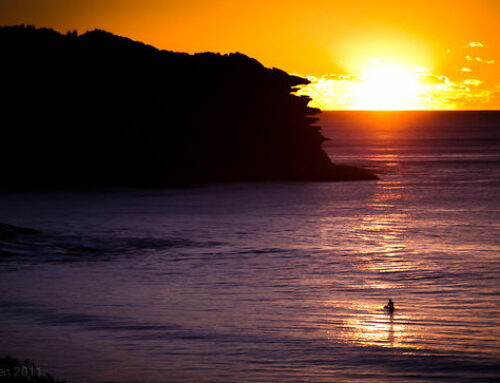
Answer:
[295,52,498,111]
[0,0,499,111]
[296,60,427,111]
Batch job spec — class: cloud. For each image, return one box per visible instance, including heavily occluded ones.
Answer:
[463,79,483,87]
[322,74,362,82]
[469,42,484,48]
[294,76,355,110]
[446,82,470,92]
[295,53,499,110]
[419,78,493,109]
[419,74,448,85]
[475,57,495,64]
[297,74,363,84]
[414,66,430,73]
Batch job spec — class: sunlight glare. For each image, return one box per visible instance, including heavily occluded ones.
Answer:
[353,62,422,110]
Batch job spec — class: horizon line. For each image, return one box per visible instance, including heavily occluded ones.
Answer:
[319,109,500,112]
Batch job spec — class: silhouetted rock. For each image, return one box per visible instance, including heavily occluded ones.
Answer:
[0,25,377,187]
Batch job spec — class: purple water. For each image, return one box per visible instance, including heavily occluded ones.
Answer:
[0,111,499,382]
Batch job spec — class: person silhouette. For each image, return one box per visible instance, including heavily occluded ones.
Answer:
[384,299,395,313]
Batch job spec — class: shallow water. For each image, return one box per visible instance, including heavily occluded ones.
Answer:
[0,111,499,382]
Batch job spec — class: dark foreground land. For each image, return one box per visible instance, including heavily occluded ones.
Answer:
[0,356,65,383]
[0,25,376,187]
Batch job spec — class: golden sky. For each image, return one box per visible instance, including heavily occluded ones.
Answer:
[1,0,499,110]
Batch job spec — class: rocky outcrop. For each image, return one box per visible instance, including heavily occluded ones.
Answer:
[0,25,377,187]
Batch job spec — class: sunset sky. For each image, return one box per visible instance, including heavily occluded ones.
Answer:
[2,0,499,110]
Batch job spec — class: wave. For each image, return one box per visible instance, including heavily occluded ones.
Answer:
[0,222,222,262]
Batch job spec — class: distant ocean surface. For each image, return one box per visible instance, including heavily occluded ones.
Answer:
[0,111,499,382]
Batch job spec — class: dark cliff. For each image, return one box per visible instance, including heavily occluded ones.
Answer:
[0,25,377,186]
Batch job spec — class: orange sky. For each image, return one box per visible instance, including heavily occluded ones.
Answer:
[1,0,499,110]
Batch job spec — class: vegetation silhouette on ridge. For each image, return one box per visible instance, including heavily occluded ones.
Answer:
[0,25,377,186]
[0,356,65,383]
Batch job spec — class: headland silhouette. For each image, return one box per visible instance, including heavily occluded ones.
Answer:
[0,25,377,187]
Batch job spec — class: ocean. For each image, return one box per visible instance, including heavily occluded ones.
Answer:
[0,111,499,382]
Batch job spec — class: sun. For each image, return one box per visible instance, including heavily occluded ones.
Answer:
[295,60,435,110]
[352,61,423,110]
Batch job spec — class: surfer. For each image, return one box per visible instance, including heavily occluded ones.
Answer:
[384,299,395,313]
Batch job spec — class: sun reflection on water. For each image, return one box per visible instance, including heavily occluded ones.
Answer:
[339,303,411,350]
[356,178,418,275]
[331,178,419,350]
[316,167,499,360]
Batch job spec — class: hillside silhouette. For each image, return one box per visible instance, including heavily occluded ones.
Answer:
[0,25,377,187]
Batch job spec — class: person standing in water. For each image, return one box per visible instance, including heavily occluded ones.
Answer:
[385,299,395,313]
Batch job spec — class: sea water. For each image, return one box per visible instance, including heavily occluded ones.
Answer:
[0,111,499,382]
